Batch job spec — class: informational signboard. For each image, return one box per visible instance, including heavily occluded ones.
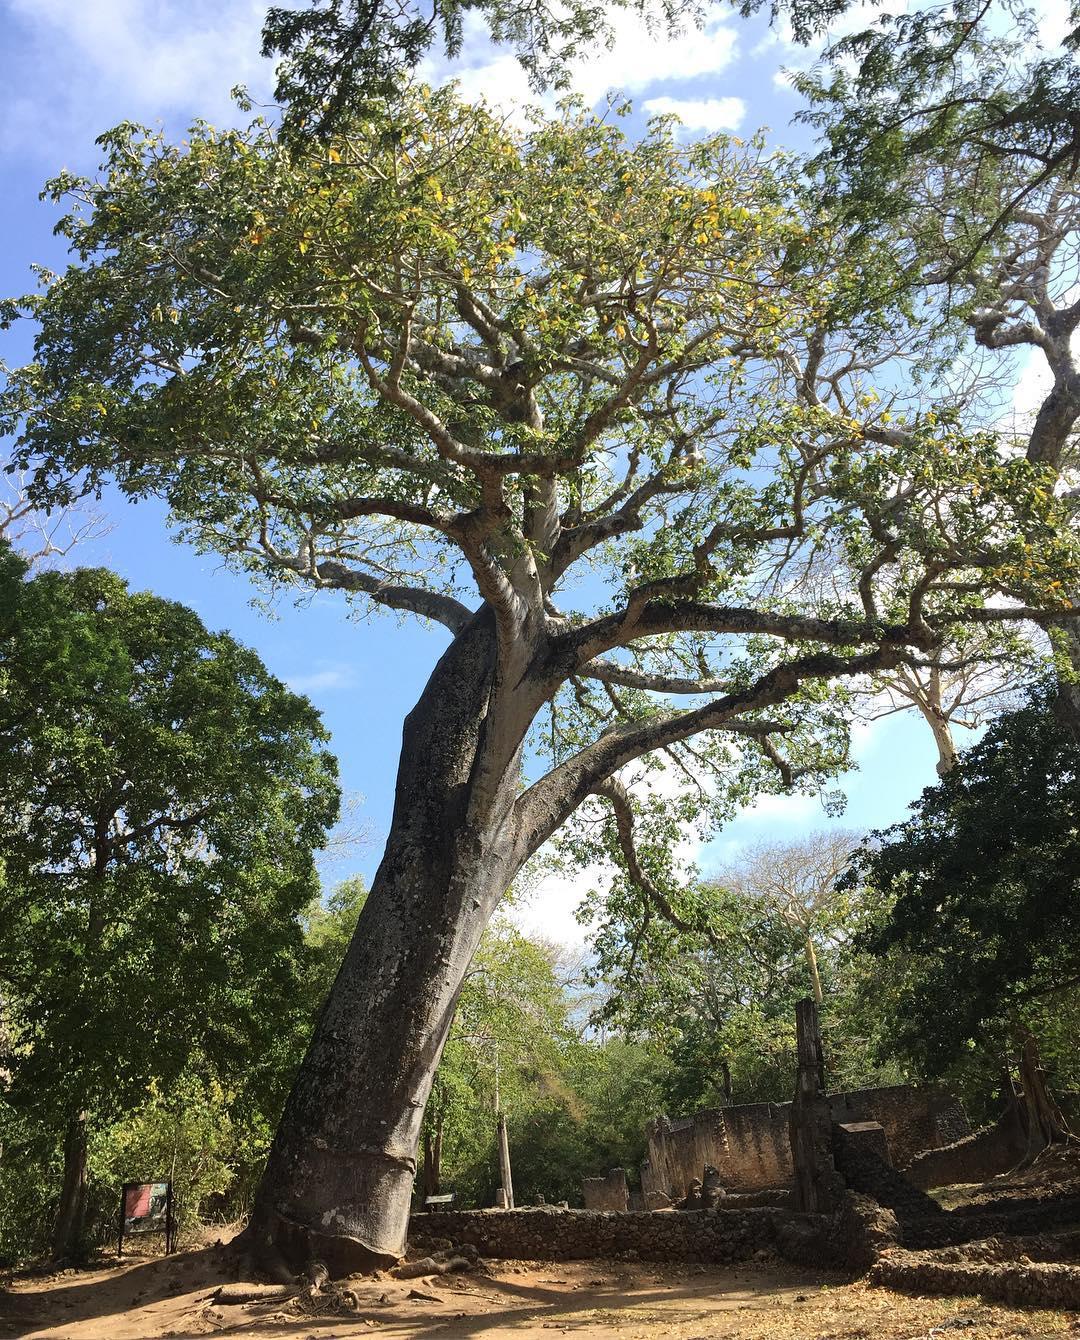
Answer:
[117,1181,174,1255]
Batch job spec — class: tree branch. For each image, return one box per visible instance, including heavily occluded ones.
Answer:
[590,775,720,943]
[514,643,904,860]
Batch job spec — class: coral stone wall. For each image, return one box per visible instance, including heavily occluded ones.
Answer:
[640,1109,726,1203]
[642,1086,970,1198]
[582,1169,630,1212]
[904,1107,1027,1189]
[410,1206,783,1263]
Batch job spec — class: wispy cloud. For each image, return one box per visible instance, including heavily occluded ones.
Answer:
[642,95,746,132]
[2,0,271,159]
[285,663,357,695]
[434,4,740,120]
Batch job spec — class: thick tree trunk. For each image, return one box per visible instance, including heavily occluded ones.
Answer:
[52,1112,89,1262]
[249,613,528,1276]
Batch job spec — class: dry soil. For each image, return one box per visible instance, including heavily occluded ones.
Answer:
[3,1243,1078,1340]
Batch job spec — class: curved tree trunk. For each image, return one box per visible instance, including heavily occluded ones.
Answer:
[1017,1032,1073,1163]
[249,612,530,1275]
[52,1112,89,1261]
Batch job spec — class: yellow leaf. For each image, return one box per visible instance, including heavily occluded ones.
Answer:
[328,147,341,163]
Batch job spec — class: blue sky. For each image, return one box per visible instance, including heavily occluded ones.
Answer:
[0,0,1015,941]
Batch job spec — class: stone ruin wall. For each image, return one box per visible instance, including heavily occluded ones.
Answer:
[582,1168,630,1212]
[904,1104,1028,1189]
[641,1085,970,1200]
[411,1205,783,1263]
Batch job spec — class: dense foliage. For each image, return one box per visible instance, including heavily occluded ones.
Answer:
[0,552,339,1258]
[844,691,1080,1095]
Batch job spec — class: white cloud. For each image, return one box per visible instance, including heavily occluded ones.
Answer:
[285,663,357,695]
[573,10,739,104]
[1030,0,1070,48]
[3,0,270,157]
[642,95,746,132]
[736,789,820,822]
[510,860,606,947]
[437,4,740,119]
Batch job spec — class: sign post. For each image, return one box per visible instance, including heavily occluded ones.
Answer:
[117,1181,174,1257]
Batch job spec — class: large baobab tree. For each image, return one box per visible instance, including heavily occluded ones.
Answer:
[2,89,1077,1272]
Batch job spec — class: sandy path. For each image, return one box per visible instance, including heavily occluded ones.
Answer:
[2,1246,1076,1340]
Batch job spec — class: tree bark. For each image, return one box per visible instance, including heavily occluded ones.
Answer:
[52,1112,89,1262]
[249,612,529,1275]
[1018,1032,1073,1161]
[497,1113,514,1210]
[803,936,824,1005]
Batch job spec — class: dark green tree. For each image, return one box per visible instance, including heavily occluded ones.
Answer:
[0,554,339,1259]
[847,689,1080,1089]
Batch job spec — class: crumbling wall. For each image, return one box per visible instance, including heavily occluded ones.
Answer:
[904,1105,1027,1189]
[725,1103,796,1191]
[641,1110,727,1202]
[828,1086,968,1168]
[641,1085,969,1199]
[410,1206,783,1263]
[582,1169,630,1212]
[832,1122,943,1222]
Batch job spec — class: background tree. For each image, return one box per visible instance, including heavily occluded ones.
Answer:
[0,456,111,570]
[589,846,894,1111]
[719,830,860,1004]
[259,0,694,135]
[2,88,1077,1272]
[0,554,339,1260]
[845,688,1080,1114]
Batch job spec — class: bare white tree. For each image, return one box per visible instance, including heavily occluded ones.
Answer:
[719,830,862,1004]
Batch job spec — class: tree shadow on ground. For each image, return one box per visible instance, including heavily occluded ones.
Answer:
[1,1245,833,1340]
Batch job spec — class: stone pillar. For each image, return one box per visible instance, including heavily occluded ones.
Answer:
[788,997,841,1212]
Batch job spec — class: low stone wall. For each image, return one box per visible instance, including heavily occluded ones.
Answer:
[410,1206,783,1263]
[871,1250,1080,1309]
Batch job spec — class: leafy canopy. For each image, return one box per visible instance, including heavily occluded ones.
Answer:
[3,88,1079,938]
[846,688,1080,1073]
[0,553,340,1128]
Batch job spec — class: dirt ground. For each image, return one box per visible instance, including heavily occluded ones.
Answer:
[3,1245,1078,1340]
[933,1145,1080,1213]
